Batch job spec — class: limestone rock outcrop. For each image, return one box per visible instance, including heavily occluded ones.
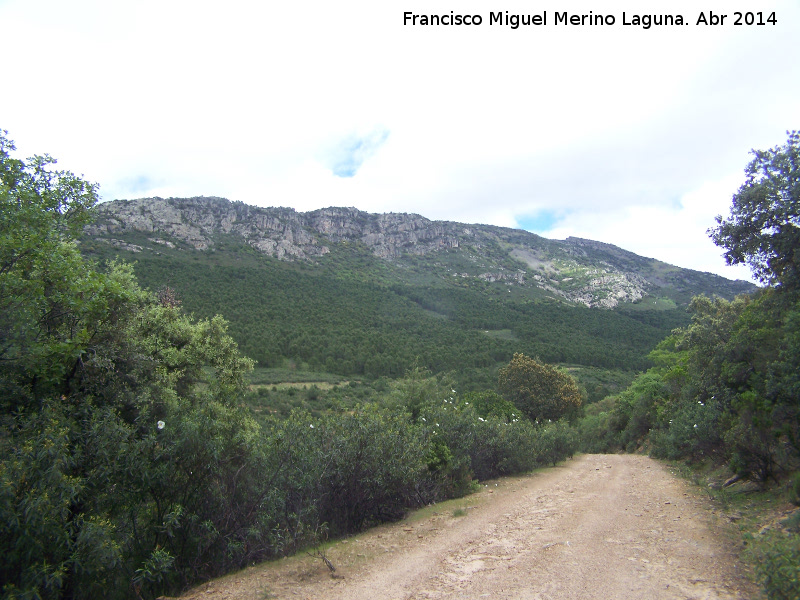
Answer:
[87,197,755,308]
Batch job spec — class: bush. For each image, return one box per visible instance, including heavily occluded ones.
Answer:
[578,411,619,453]
[649,396,725,462]
[534,421,578,467]
[791,473,800,507]
[461,390,520,422]
[419,401,577,488]
[498,354,583,422]
[751,531,800,600]
[0,403,122,599]
[262,406,428,544]
[609,372,667,450]
[316,407,427,531]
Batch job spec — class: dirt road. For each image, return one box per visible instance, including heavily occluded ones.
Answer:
[180,454,759,600]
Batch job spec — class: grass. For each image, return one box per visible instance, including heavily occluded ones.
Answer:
[243,378,380,422]
[626,297,678,311]
[481,328,518,341]
[248,366,347,386]
[404,492,483,525]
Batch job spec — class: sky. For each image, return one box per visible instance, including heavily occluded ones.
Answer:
[2,0,799,283]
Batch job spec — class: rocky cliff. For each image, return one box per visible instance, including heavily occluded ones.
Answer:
[86,197,756,308]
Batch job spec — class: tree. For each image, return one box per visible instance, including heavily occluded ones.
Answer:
[497,353,582,422]
[0,130,262,599]
[1,130,101,396]
[710,130,800,290]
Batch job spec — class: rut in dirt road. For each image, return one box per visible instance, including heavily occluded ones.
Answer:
[180,454,758,600]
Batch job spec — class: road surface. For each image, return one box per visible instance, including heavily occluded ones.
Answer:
[178,454,758,600]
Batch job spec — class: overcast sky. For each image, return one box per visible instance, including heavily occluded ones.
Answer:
[2,0,798,282]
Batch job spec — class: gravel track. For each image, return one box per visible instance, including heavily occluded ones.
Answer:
[177,454,758,600]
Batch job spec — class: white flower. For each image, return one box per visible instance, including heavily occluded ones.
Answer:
[310,424,314,429]
[157,421,165,430]
[693,424,698,428]
[421,417,426,422]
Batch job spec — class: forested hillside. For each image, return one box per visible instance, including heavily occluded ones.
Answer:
[3,125,798,600]
[80,241,688,380]
[0,129,588,599]
[79,196,754,388]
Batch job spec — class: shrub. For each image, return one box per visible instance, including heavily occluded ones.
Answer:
[498,354,582,422]
[649,396,725,462]
[791,473,800,507]
[461,390,520,422]
[316,406,427,532]
[534,421,578,467]
[751,531,800,600]
[262,406,427,543]
[419,402,577,487]
[578,411,620,453]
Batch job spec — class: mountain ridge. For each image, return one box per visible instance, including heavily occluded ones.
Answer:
[86,196,755,308]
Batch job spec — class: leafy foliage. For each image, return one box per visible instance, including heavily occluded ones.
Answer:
[0,131,265,599]
[581,131,800,491]
[581,290,800,480]
[497,353,583,422]
[0,129,584,599]
[750,530,800,600]
[710,130,800,290]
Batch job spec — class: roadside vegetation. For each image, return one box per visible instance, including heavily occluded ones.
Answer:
[576,131,800,600]
[2,129,797,600]
[0,130,578,600]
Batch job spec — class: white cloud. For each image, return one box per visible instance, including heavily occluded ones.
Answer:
[1,0,798,284]
[541,173,756,281]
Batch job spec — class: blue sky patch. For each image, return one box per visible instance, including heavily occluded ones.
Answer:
[517,210,560,233]
[328,128,389,178]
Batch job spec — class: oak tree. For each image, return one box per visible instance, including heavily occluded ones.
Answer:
[710,130,800,290]
[497,353,582,422]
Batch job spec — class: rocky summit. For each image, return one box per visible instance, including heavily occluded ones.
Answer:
[87,196,755,308]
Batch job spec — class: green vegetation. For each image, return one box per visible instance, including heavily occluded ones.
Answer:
[5,127,795,600]
[79,243,689,384]
[671,461,800,600]
[710,130,800,291]
[498,353,583,422]
[577,131,800,600]
[0,131,579,600]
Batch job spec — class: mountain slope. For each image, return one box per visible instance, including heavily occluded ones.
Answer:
[86,197,754,309]
[80,197,756,388]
